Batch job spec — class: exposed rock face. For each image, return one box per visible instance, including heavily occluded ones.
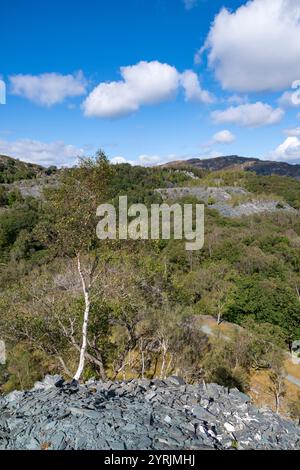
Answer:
[0,376,299,450]
[3,176,59,199]
[211,200,294,218]
[156,186,249,203]
[155,186,295,218]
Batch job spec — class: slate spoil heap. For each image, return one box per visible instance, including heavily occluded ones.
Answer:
[0,375,299,450]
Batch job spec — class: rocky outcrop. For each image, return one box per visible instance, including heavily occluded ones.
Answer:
[210,200,295,218]
[3,176,59,199]
[0,376,299,450]
[156,186,249,203]
[156,186,295,218]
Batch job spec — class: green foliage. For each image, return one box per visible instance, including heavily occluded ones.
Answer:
[202,335,251,392]
[7,189,23,207]
[288,393,300,423]
[1,344,51,393]
[226,277,300,341]
[44,150,114,256]
[0,155,46,183]
[207,196,216,206]
[245,173,300,209]
[110,164,194,196]
[0,186,8,206]
[0,198,40,257]
[203,321,286,392]
[196,168,300,209]
[1,158,300,399]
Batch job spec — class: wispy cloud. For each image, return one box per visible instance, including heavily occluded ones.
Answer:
[278,90,300,108]
[212,102,284,128]
[0,139,85,166]
[284,127,300,137]
[183,0,198,11]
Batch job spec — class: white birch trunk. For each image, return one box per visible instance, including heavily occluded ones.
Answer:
[73,254,91,382]
[275,394,280,414]
[160,340,167,379]
[217,303,222,325]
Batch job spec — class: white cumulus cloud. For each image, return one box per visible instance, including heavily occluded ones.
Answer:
[268,136,300,162]
[0,139,85,166]
[111,156,128,165]
[82,61,213,118]
[110,153,186,167]
[10,71,87,106]
[83,61,180,118]
[180,70,215,104]
[212,130,235,144]
[199,0,300,92]
[212,102,284,128]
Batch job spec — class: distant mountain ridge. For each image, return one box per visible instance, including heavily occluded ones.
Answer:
[162,155,300,179]
[2,153,300,180]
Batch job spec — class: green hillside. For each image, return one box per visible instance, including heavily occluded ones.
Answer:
[0,154,57,184]
[0,153,299,419]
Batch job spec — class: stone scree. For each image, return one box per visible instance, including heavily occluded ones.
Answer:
[0,375,299,450]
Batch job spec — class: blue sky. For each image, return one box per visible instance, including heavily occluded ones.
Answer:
[1,0,300,167]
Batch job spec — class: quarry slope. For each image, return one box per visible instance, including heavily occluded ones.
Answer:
[0,376,299,450]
